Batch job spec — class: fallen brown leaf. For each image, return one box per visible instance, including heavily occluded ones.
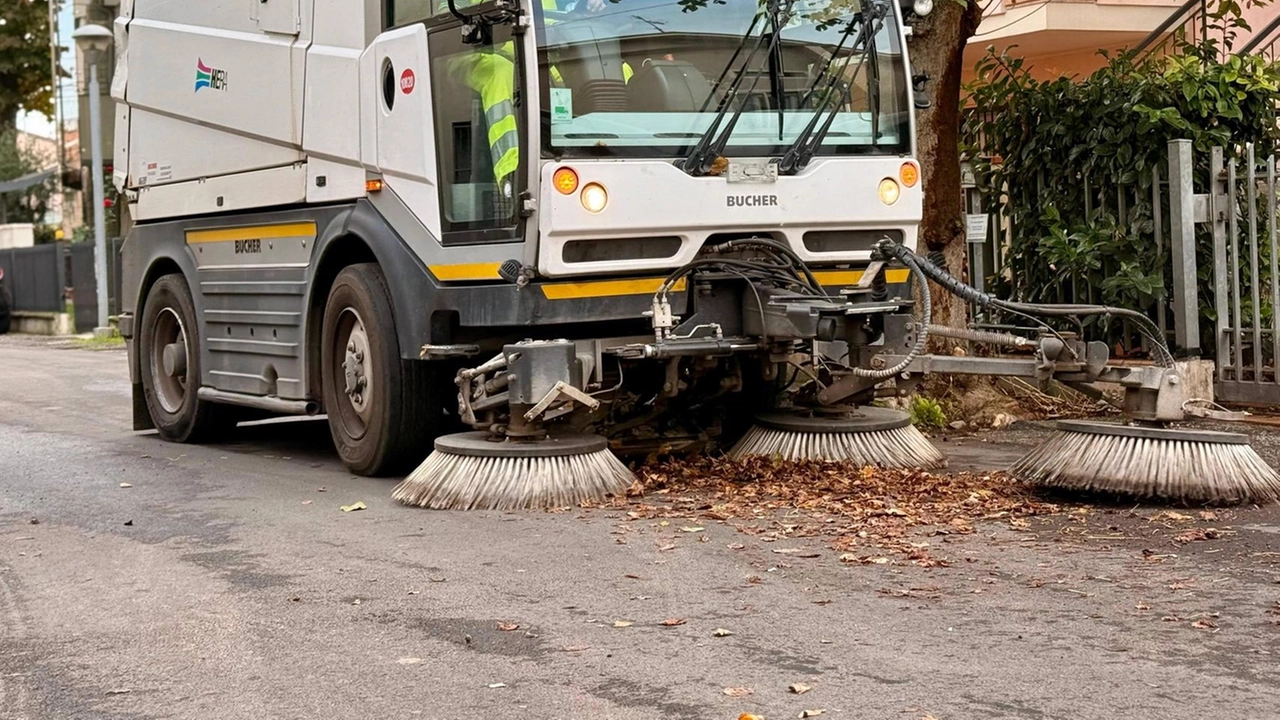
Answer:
[660,618,687,626]
[788,682,812,694]
[712,628,734,637]
[1175,528,1222,544]
[723,686,753,697]
[799,710,825,718]
[1192,618,1218,629]
[626,457,1062,563]
[497,622,519,631]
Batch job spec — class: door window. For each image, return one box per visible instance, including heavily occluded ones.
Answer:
[429,23,523,243]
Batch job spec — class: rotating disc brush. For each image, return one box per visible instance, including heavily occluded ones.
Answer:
[728,407,947,469]
[1010,420,1280,504]
[393,432,635,511]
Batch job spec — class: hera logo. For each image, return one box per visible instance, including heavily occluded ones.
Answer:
[195,59,228,92]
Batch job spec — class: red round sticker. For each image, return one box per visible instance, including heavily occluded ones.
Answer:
[400,68,416,95]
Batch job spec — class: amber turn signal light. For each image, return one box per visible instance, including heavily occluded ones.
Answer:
[899,162,919,188]
[553,167,579,195]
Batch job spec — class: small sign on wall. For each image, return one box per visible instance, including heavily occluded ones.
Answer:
[966,213,989,244]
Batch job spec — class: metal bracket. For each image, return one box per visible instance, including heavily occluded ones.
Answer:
[421,344,482,360]
[727,159,779,184]
[523,380,600,423]
[1192,194,1209,224]
[853,261,887,291]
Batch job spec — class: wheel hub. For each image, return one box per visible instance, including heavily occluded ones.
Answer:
[341,311,372,418]
[150,307,189,414]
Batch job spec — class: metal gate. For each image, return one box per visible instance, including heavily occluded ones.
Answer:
[67,238,125,333]
[0,243,67,313]
[1213,144,1280,404]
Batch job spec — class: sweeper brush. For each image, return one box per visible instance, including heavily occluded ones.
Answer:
[728,407,945,469]
[874,240,1280,506]
[393,433,634,511]
[1010,421,1280,505]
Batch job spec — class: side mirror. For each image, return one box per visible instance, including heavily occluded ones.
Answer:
[912,72,931,110]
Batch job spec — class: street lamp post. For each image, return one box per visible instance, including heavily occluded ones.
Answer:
[72,23,114,337]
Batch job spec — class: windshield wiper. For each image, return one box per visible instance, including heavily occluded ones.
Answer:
[681,0,796,176]
[777,0,889,175]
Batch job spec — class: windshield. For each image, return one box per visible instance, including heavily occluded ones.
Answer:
[534,0,910,160]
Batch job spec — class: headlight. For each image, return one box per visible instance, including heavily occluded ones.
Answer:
[878,178,900,206]
[913,0,934,16]
[581,182,608,213]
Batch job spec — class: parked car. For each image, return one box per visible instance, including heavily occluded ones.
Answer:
[0,266,11,335]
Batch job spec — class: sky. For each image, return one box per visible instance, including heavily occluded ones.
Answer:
[16,1,77,139]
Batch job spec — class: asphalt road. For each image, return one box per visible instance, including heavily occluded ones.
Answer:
[2,335,1279,720]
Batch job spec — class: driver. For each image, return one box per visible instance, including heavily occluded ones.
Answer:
[443,0,636,192]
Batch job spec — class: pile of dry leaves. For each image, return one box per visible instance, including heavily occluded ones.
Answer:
[610,456,1066,565]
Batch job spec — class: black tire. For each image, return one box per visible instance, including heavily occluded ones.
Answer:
[138,274,226,442]
[321,263,443,476]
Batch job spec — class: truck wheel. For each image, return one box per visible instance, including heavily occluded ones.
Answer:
[321,263,439,476]
[138,274,225,442]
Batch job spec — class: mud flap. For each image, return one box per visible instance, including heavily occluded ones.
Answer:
[132,382,156,431]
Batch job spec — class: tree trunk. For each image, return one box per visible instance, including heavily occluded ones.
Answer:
[908,0,984,334]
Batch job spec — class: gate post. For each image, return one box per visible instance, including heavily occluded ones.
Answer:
[1210,147,1230,381]
[1168,139,1201,356]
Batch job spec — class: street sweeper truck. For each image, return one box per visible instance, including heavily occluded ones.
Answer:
[113,0,1280,508]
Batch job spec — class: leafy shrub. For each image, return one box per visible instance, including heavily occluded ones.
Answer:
[962,3,1280,352]
[908,395,947,429]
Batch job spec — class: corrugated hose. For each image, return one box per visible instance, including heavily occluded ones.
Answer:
[872,240,1176,368]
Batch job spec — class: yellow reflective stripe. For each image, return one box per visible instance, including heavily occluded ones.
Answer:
[488,114,517,146]
[541,277,686,300]
[494,147,520,183]
[186,222,316,244]
[811,268,911,286]
[428,263,505,281]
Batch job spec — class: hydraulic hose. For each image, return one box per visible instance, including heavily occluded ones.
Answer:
[926,324,1036,348]
[872,239,1176,368]
[845,249,930,379]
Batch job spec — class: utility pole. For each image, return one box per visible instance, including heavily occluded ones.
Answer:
[73,23,113,336]
[47,0,68,236]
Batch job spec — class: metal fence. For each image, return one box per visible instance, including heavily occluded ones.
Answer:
[0,243,67,313]
[0,240,124,330]
[972,138,1280,404]
[964,140,1192,355]
[1211,144,1280,404]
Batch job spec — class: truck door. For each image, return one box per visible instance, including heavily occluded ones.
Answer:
[363,17,527,249]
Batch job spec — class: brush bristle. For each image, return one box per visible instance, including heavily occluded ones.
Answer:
[392,448,635,511]
[1010,429,1280,504]
[727,423,947,470]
